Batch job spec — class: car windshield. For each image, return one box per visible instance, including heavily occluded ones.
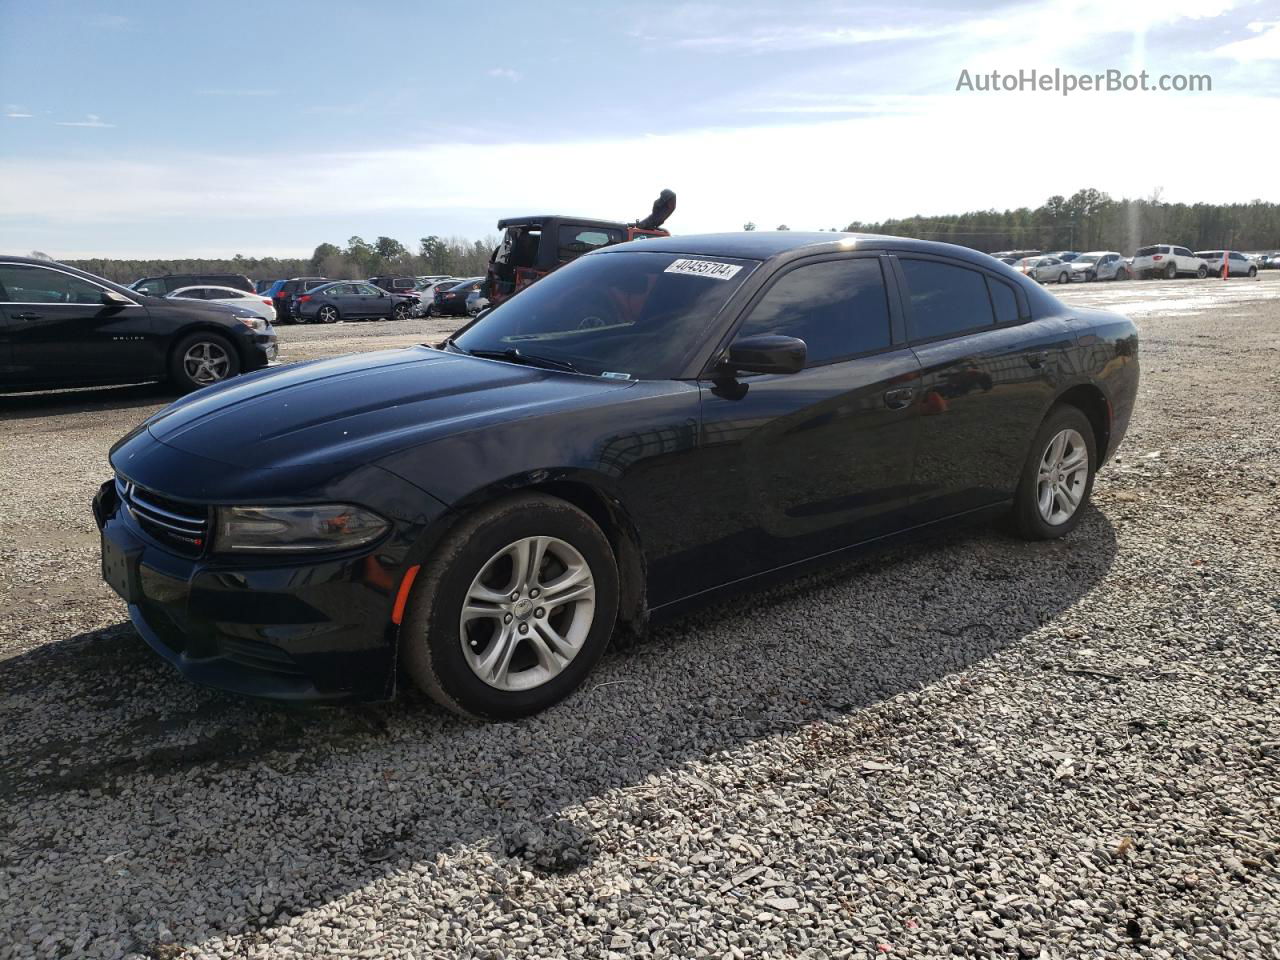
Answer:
[1075,255,1099,264]
[453,250,758,380]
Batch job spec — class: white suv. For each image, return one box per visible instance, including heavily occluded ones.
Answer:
[1194,250,1259,279]
[1132,244,1209,279]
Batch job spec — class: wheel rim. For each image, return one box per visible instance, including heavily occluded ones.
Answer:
[1036,428,1088,526]
[459,536,596,692]
[394,304,408,320]
[320,307,337,323]
[182,341,231,385]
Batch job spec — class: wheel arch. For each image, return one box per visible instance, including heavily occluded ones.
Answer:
[1050,383,1112,462]
[169,322,252,368]
[411,469,650,641]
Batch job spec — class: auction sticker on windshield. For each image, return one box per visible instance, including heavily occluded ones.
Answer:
[664,258,743,280]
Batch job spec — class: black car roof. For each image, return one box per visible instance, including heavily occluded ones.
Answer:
[590,231,1006,269]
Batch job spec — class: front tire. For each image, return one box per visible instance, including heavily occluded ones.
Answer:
[1058,272,1070,284]
[392,302,410,321]
[169,331,241,392]
[1012,405,1097,540]
[1197,265,1209,279]
[400,494,620,720]
[1248,266,1258,278]
[1113,267,1128,281]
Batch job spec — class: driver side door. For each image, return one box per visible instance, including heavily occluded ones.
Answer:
[0,263,156,387]
[683,254,923,597]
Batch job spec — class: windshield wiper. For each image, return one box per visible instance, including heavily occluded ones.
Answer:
[467,347,578,374]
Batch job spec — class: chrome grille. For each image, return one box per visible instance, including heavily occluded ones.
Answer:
[116,475,211,555]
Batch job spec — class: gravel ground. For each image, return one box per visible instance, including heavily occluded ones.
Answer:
[1,277,1278,959]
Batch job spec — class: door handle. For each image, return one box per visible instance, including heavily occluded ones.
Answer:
[1027,351,1050,369]
[883,386,916,410]
[11,312,42,321]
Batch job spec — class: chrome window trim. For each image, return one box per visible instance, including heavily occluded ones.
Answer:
[0,262,143,307]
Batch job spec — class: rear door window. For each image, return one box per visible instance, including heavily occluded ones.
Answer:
[987,277,1019,325]
[900,259,996,342]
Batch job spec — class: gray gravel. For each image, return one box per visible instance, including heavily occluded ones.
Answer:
[2,278,1278,959]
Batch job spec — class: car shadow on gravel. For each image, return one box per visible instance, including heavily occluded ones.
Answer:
[0,381,173,421]
[0,509,1118,954]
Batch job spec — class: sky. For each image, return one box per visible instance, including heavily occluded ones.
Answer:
[1,0,1277,258]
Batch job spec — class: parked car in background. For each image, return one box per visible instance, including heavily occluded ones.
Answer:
[1264,253,1280,269]
[94,231,1139,717]
[1194,250,1259,278]
[466,289,489,316]
[1132,245,1208,279]
[1069,252,1129,282]
[131,273,254,296]
[264,277,328,323]
[432,277,484,317]
[1045,251,1080,262]
[294,281,413,324]
[1,256,276,393]
[168,285,277,324]
[255,279,277,295]
[1016,256,1073,284]
[369,275,425,314]
[413,278,460,317]
[415,275,455,289]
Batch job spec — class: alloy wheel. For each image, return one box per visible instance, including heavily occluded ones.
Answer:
[182,341,231,386]
[1036,428,1089,526]
[319,306,338,323]
[459,536,596,691]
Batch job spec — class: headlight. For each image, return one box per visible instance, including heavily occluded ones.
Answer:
[236,316,267,333]
[215,504,390,553]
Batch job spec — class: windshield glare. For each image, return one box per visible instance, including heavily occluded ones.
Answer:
[454,250,758,380]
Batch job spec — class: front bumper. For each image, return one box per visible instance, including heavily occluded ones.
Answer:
[93,479,411,701]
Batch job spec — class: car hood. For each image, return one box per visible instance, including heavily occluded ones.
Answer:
[143,346,633,469]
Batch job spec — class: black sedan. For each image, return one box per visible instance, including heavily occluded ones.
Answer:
[1,256,277,393]
[431,277,483,317]
[95,232,1138,719]
[295,281,414,323]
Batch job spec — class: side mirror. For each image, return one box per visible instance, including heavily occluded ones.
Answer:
[721,334,806,376]
[101,290,132,306]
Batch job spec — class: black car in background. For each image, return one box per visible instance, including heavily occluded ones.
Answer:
[1,256,276,393]
[432,277,483,316]
[294,280,413,323]
[95,232,1138,719]
[131,273,255,296]
[263,277,328,323]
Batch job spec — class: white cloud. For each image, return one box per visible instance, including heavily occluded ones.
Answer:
[4,92,1274,241]
[1210,20,1280,61]
[54,114,115,128]
[197,88,280,97]
[5,112,33,119]
[487,68,521,80]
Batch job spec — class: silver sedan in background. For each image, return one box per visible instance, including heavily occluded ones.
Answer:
[1015,256,1073,284]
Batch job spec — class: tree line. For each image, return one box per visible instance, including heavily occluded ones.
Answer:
[845,189,1280,254]
[56,189,1280,283]
[64,234,499,285]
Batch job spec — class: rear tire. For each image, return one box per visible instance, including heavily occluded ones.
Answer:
[169,331,240,393]
[317,305,340,324]
[1012,405,1097,540]
[400,494,620,720]
[1165,262,1177,279]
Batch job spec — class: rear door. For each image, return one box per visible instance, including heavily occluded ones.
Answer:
[893,254,1076,523]
[691,254,922,594]
[0,263,156,386]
